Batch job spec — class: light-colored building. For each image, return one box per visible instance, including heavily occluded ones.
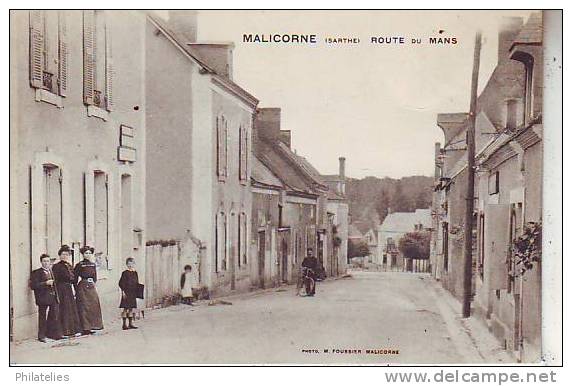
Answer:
[10,10,147,340]
[145,12,259,297]
[377,209,431,270]
[430,14,543,362]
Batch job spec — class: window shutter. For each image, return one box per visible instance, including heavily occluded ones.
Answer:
[57,11,68,96]
[224,119,229,177]
[105,14,114,111]
[29,10,44,88]
[216,117,221,177]
[240,125,247,181]
[83,10,96,105]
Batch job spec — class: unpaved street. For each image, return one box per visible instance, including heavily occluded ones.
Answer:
[10,271,511,364]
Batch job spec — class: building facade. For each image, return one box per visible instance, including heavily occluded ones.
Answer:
[145,12,258,297]
[430,13,543,362]
[10,10,147,340]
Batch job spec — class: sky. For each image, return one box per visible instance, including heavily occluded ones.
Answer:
[195,10,534,179]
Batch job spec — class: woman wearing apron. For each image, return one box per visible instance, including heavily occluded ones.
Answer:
[74,246,104,335]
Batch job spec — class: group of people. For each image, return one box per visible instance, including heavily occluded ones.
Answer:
[30,245,142,343]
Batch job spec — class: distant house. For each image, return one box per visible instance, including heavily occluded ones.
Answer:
[377,209,431,270]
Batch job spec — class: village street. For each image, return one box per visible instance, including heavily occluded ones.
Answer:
[10,271,512,365]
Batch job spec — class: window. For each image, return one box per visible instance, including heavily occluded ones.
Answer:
[93,171,109,270]
[239,212,247,266]
[216,116,228,180]
[29,11,67,96]
[120,174,132,260]
[278,204,283,228]
[42,165,63,257]
[524,60,534,122]
[442,222,449,272]
[239,124,248,182]
[215,211,227,272]
[488,171,500,195]
[83,10,113,111]
[505,99,518,130]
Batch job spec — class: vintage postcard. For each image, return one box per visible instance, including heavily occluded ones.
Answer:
[8,9,562,366]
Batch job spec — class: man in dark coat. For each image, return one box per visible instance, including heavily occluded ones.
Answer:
[301,248,318,296]
[30,254,62,342]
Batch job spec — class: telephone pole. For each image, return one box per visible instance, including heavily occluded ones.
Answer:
[462,31,482,318]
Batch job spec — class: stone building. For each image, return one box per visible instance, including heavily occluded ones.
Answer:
[252,108,348,285]
[377,209,431,271]
[145,12,259,296]
[10,10,147,340]
[430,13,543,362]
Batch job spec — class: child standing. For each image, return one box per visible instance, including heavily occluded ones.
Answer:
[180,265,194,305]
[119,257,140,330]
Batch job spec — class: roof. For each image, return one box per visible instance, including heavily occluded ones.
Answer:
[379,209,432,233]
[148,14,259,109]
[348,224,364,239]
[255,139,318,196]
[254,133,329,197]
[511,12,543,47]
[351,220,372,235]
[251,155,284,190]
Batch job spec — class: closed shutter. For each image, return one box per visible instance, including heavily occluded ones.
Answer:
[29,10,44,88]
[105,13,114,111]
[57,11,68,96]
[83,10,96,105]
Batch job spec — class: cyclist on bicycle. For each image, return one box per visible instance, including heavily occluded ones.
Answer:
[301,248,318,296]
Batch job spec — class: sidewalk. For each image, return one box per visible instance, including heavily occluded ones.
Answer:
[424,276,515,364]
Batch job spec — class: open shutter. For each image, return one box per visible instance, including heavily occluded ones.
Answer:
[83,10,96,105]
[224,119,229,177]
[484,204,511,290]
[105,13,114,111]
[240,125,247,181]
[29,10,44,88]
[58,11,68,96]
[216,117,222,177]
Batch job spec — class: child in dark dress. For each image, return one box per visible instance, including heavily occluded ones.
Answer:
[119,257,140,330]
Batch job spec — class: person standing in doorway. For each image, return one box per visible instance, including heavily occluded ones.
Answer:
[74,246,104,335]
[119,257,141,330]
[30,254,63,342]
[180,265,194,305]
[52,245,81,337]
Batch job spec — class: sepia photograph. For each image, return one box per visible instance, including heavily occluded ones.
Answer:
[8,8,562,366]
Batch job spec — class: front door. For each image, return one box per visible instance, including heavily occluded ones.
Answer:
[281,238,288,283]
[258,231,266,288]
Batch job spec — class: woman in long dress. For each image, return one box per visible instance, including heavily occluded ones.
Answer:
[74,246,104,335]
[52,245,81,337]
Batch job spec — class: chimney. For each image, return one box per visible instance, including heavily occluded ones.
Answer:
[498,17,523,64]
[168,10,198,42]
[338,157,346,180]
[187,42,235,79]
[338,156,347,196]
[279,130,291,148]
[254,108,281,143]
